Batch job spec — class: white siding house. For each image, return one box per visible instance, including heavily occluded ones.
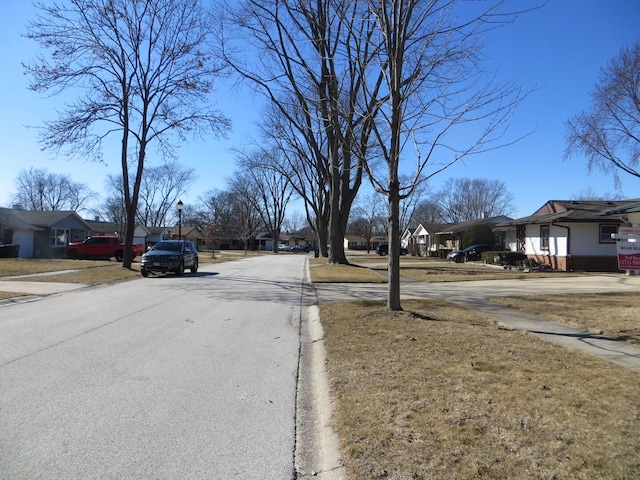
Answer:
[413,223,449,256]
[498,200,634,271]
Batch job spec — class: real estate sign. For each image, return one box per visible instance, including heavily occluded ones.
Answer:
[613,227,640,270]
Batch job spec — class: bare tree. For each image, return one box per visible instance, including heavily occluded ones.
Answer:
[13,167,94,212]
[258,101,332,257]
[136,160,196,227]
[227,176,264,253]
[349,193,386,252]
[410,199,445,225]
[282,210,306,234]
[565,42,640,187]
[362,0,531,310]
[195,189,236,255]
[222,0,380,264]
[437,178,515,223]
[570,188,621,201]
[399,175,430,232]
[24,0,230,268]
[235,148,294,252]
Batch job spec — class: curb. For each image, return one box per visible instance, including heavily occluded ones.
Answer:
[295,261,347,479]
[295,305,348,479]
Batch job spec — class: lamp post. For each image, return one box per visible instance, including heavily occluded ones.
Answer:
[177,200,183,240]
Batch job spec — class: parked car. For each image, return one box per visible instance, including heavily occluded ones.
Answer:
[293,244,311,252]
[447,249,465,263]
[447,244,501,263]
[66,236,144,261]
[376,244,408,256]
[140,240,198,277]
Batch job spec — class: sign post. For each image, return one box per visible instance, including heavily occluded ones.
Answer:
[612,227,640,274]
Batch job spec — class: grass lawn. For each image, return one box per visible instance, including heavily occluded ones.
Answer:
[311,255,640,478]
[321,299,640,479]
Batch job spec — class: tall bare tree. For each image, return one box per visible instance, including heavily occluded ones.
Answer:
[349,193,386,252]
[258,101,332,257]
[222,0,380,264]
[13,167,94,212]
[362,0,531,310]
[136,160,196,227]
[235,148,294,253]
[195,189,236,254]
[227,175,264,253]
[410,199,445,225]
[565,42,640,187]
[24,0,230,268]
[437,178,515,223]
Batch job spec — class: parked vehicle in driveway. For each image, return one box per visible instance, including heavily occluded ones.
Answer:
[376,244,408,256]
[140,240,198,277]
[447,244,501,262]
[66,236,144,261]
[447,249,465,262]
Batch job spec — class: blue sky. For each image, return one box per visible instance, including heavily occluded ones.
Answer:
[0,1,638,219]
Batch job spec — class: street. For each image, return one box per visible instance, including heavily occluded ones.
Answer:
[0,255,308,479]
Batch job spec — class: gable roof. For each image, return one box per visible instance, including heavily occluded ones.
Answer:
[498,200,633,226]
[0,208,92,231]
[436,216,513,235]
[85,219,122,235]
[414,222,451,235]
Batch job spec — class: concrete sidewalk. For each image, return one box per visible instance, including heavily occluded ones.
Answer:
[0,270,88,299]
[450,297,640,371]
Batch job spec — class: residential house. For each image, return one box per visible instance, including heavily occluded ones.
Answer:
[85,219,123,237]
[164,226,204,248]
[131,225,173,250]
[344,235,369,251]
[496,200,636,271]
[435,216,512,253]
[411,223,451,257]
[0,207,92,258]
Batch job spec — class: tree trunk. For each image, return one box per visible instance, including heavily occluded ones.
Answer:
[387,179,402,311]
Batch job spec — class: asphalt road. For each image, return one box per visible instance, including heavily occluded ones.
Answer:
[0,255,308,479]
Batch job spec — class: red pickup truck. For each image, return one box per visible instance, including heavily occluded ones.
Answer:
[65,236,144,261]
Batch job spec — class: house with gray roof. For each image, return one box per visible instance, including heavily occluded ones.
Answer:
[0,207,93,258]
[496,200,637,271]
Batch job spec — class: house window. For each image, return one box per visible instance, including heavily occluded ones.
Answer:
[599,224,617,244]
[50,228,70,247]
[540,225,550,251]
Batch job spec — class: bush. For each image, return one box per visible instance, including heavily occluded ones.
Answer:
[481,250,527,265]
[461,224,495,248]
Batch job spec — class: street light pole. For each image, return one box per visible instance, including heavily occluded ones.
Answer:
[177,199,183,240]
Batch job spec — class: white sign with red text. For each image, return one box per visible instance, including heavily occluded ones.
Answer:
[613,227,640,270]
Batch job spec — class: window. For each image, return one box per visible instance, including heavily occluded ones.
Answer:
[50,228,70,247]
[600,224,617,244]
[540,225,550,251]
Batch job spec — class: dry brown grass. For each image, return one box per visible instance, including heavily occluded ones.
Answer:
[321,299,640,480]
[489,292,640,345]
[0,292,29,301]
[399,263,575,282]
[314,254,583,283]
[0,258,115,276]
[310,258,387,283]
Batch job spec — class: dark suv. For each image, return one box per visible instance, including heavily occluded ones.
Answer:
[140,240,199,277]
